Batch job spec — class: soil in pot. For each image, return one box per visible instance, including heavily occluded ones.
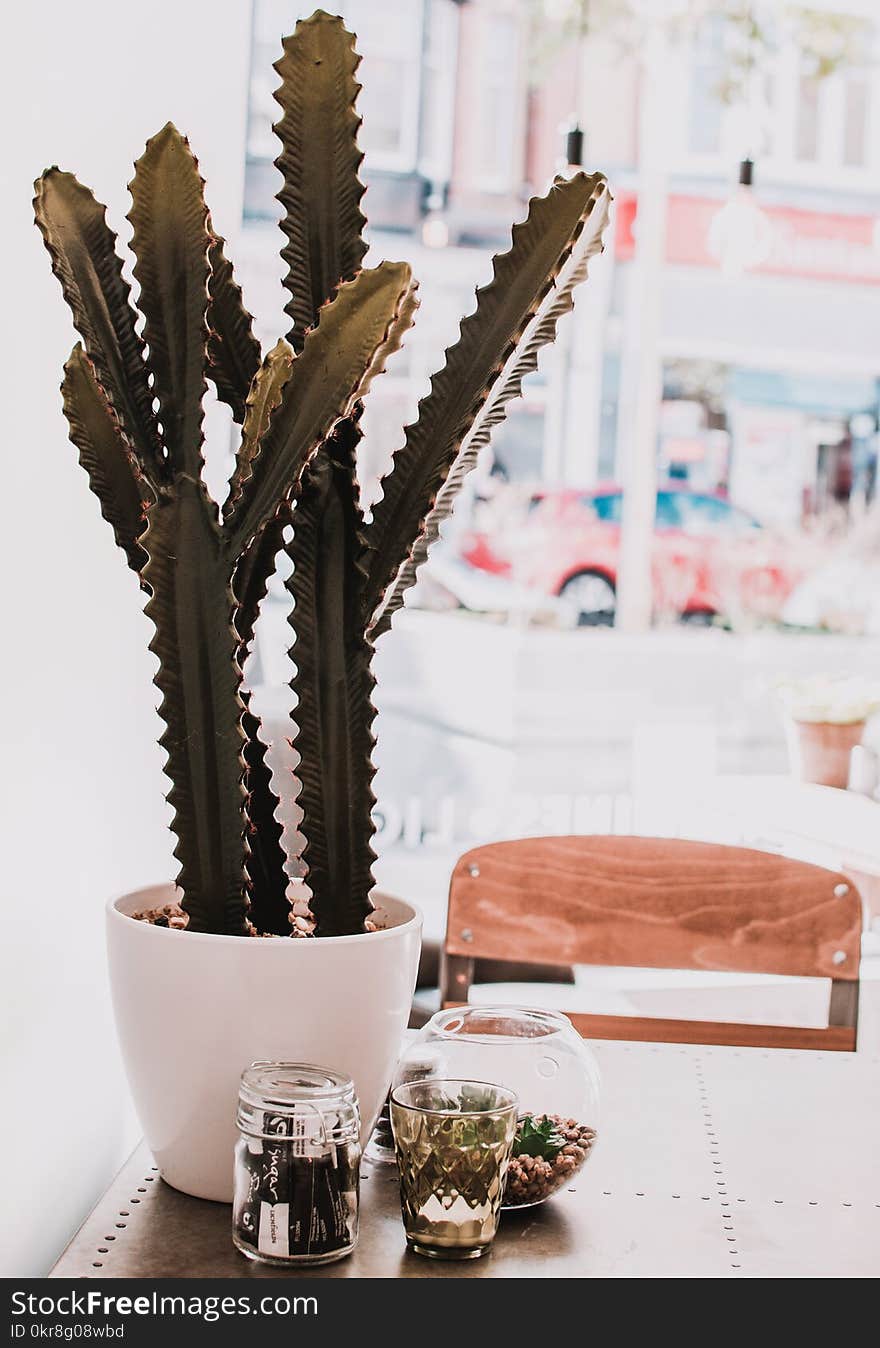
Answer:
[129,892,383,939]
[130,902,310,936]
[130,902,189,930]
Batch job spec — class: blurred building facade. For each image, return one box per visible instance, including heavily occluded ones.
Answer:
[240,0,880,528]
[240,0,567,501]
[595,3,880,531]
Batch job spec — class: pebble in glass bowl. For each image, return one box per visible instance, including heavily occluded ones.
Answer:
[392,1006,600,1209]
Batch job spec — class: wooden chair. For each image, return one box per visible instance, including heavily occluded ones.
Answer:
[440,836,863,1051]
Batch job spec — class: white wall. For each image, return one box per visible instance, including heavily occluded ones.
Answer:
[0,0,252,1275]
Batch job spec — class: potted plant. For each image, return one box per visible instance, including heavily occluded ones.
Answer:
[777,674,880,789]
[34,10,610,1201]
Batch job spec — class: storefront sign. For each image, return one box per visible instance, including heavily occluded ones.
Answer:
[615,191,880,286]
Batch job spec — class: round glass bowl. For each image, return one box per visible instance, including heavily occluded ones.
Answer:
[393,1006,600,1208]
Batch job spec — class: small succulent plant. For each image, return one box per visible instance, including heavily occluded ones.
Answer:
[512,1114,567,1161]
[34,10,610,939]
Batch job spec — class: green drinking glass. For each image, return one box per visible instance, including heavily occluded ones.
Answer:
[390,1078,518,1260]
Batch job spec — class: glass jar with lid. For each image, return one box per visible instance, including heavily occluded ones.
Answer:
[393,1006,600,1208]
[233,1062,361,1265]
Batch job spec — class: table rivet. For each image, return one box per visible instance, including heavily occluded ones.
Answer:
[834,883,849,898]
[832,950,847,965]
[461,928,474,943]
[467,864,480,878]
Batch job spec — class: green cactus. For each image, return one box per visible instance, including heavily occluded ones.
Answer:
[35,10,610,938]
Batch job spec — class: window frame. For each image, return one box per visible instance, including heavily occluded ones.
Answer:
[471,3,527,195]
[670,19,879,192]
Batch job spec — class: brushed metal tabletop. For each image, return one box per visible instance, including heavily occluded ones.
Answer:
[51,1039,880,1279]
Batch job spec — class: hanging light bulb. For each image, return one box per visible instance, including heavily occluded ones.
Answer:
[565,123,585,169]
[421,215,449,249]
[420,187,449,249]
[708,158,774,277]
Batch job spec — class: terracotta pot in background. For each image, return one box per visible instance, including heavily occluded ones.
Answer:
[786,718,866,789]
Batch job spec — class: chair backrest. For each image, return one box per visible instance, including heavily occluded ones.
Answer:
[441,836,862,1051]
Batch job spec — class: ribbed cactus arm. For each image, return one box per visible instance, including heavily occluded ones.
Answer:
[363,173,611,639]
[226,346,297,937]
[142,477,249,935]
[206,227,262,423]
[369,176,612,640]
[223,263,416,558]
[61,345,155,575]
[127,124,211,482]
[34,170,164,483]
[274,9,368,351]
[285,421,378,936]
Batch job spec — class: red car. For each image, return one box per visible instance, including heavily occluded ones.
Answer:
[460,485,807,625]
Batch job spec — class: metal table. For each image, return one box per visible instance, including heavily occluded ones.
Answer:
[51,1039,880,1279]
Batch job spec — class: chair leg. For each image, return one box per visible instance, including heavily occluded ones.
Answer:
[440,952,474,1008]
[829,978,859,1043]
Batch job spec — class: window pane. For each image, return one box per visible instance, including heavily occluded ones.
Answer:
[687,17,724,155]
[357,55,409,156]
[588,493,622,523]
[655,492,682,528]
[761,73,775,158]
[688,67,723,154]
[419,0,457,179]
[795,74,820,161]
[675,494,730,534]
[843,76,869,167]
[345,0,421,165]
[478,13,520,184]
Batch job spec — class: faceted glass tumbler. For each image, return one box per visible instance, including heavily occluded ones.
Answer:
[390,1079,518,1260]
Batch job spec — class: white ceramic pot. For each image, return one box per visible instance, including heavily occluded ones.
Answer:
[107,884,422,1202]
